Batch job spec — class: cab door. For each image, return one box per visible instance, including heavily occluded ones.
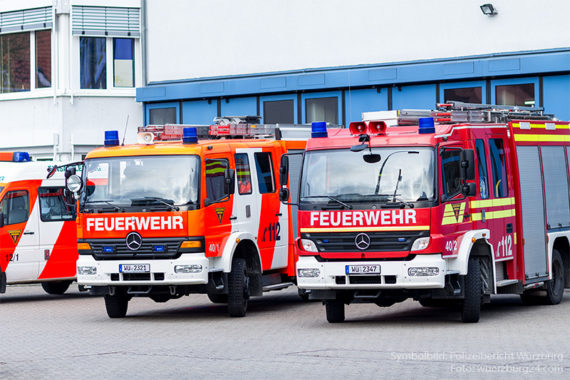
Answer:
[231,149,259,236]
[0,187,41,282]
[203,156,234,258]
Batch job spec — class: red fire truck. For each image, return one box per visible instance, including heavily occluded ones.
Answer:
[68,117,309,318]
[0,152,78,295]
[280,102,569,323]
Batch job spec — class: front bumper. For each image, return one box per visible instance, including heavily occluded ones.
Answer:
[76,253,210,286]
[296,254,446,290]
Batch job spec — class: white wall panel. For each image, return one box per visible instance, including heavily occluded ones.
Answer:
[146,0,570,82]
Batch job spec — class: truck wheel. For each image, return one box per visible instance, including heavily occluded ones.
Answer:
[104,294,129,318]
[41,280,72,295]
[325,299,345,323]
[207,293,228,304]
[461,257,482,323]
[228,258,249,317]
[545,249,565,305]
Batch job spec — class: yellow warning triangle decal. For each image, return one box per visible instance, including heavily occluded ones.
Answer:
[215,208,225,223]
[8,230,22,244]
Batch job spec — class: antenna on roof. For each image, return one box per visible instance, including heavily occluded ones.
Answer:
[121,115,130,146]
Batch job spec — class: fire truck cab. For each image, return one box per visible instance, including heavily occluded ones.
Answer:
[284,102,570,323]
[72,118,309,318]
[0,152,78,295]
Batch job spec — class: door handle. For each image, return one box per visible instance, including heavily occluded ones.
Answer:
[23,231,35,235]
[229,216,237,220]
[506,223,513,234]
[275,213,282,217]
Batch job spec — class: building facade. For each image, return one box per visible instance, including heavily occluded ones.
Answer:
[0,0,143,160]
[137,0,570,127]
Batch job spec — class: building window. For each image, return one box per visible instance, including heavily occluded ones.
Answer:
[113,38,134,87]
[149,107,177,124]
[80,37,107,89]
[306,97,338,124]
[495,83,534,106]
[264,100,294,123]
[0,32,30,93]
[35,30,51,88]
[444,87,482,104]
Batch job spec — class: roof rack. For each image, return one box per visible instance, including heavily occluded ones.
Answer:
[362,101,555,126]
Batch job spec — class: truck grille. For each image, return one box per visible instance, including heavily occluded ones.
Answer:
[85,237,185,260]
[302,231,429,252]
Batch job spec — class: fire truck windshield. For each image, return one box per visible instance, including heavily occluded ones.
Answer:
[82,155,200,212]
[300,148,435,206]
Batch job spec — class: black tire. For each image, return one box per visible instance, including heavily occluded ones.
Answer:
[227,258,249,317]
[104,294,129,318]
[207,293,228,304]
[325,299,345,323]
[41,280,72,295]
[545,249,565,305]
[461,257,482,323]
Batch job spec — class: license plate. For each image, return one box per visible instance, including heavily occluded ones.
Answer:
[119,264,150,273]
[345,265,381,275]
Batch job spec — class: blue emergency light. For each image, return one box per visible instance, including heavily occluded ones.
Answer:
[12,151,31,162]
[153,245,165,252]
[311,122,328,138]
[104,130,120,147]
[183,127,198,144]
[418,117,435,134]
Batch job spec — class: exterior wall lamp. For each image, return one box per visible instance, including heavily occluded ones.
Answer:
[480,3,498,16]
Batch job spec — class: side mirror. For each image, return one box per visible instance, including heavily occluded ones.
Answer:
[462,182,477,197]
[46,165,58,179]
[460,149,475,180]
[279,155,289,188]
[279,187,290,202]
[224,169,235,195]
[64,167,76,179]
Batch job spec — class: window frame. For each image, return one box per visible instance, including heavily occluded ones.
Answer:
[145,102,180,125]
[38,187,76,222]
[260,93,297,124]
[235,153,252,195]
[205,158,230,204]
[475,139,489,200]
[0,189,30,226]
[301,91,342,124]
[439,80,486,104]
[440,147,463,200]
[254,152,276,194]
[490,77,539,107]
[488,138,509,198]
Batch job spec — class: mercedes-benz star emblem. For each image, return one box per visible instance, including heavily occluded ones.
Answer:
[126,232,143,251]
[355,233,371,250]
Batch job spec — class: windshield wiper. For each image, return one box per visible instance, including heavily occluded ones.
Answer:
[131,197,180,211]
[302,195,352,209]
[83,200,122,212]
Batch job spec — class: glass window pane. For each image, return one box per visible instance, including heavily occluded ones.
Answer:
[441,150,462,197]
[113,38,134,87]
[444,87,482,103]
[35,30,51,88]
[206,159,229,201]
[264,100,294,123]
[38,187,75,221]
[495,83,534,106]
[475,140,489,199]
[235,154,252,195]
[0,32,31,93]
[149,107,177,124]
[254,152,275,194]
[489,138,509,198]
[1,190,29,225]
[306,97,338,124]
[80,37,107,89]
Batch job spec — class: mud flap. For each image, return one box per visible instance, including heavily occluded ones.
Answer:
[0,271,6,293]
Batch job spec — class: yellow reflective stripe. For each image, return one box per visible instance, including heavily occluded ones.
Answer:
[300,226,430,233]
[470,197,515,208]
[442,216,462,225]
[471,208,516,221]
[514,134,570,142]
[512,122,570,129]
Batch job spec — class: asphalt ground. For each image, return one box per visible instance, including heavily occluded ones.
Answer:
[0,284,568,379]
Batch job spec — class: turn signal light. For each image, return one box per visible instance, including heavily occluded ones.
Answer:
[77,243,91,250]
[180,240,201,249]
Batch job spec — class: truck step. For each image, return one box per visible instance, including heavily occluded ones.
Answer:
[496,279,519,287]
[262,282,293,292]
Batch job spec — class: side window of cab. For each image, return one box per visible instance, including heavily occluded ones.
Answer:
[205,158,229,203]
[441,149,462,198]
[0,190,29,225]
[38,187,76,222]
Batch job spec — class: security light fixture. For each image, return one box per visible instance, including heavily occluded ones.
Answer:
[480,3,497,16]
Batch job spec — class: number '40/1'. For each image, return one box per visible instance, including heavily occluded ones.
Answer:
[263,222,281,242]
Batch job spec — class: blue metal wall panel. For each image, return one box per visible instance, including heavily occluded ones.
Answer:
[136,49,570,102]
[392,84,436,109]
[344,88,388,122]
[182,100,217,125]
[220,97,258,117]
[543,75,570,121]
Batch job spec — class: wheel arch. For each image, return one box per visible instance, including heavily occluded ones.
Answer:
[552,236,570,288]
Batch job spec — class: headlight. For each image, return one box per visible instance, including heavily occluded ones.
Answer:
[77,266,97,275]
[66,174,83,193]
[297,268,320,277]
[300,239,318,252]
[408,267,439,276]
[174,265,202,273]
[411,237,430,251]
